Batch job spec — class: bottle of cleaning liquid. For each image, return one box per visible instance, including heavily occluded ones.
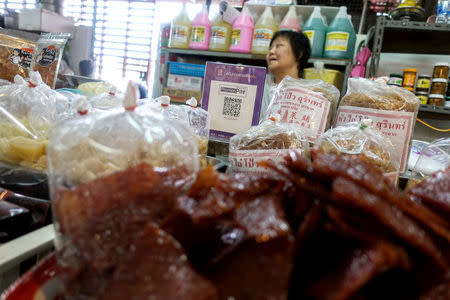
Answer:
[251,6,278,54]
[209,14,232,52]
[229,6,254,53]
[302,6,327,58]
[323,6,356,59]
[169,4,191,49]
[278,5,301,32]
[189,5,211,50]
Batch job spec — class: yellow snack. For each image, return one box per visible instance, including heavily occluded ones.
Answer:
[8,136,46,162]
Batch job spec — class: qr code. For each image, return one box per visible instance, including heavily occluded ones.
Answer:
[222,96,242,118]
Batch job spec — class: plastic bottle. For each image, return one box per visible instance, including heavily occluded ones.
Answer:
[189,5,211,50]
[251,6,278,54]
[278,5,302,32]
[229,6,254,53]
[169,4,191,49]
[302,6,327,58]
[209,14,232,52]
[323,6,356,59]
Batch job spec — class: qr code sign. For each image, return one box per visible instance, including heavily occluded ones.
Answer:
[222,96,242,118]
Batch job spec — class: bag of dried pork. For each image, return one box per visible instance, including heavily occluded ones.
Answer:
[315,120,400,185]
[263,76,340,144]
[335,78,420,173]
[229,115,309,176]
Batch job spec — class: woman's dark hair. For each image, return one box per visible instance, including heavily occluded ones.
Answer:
[269,30,311,77]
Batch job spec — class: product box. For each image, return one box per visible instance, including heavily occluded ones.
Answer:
[164,87,202,104]
[201,62,266,142]
[167,73,203,91]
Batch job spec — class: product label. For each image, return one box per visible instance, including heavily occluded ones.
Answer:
[211,26,228,45]
[9,48,34,69]
[231,29,241,45]
[252,28,274,49]
[335,106,415,173]
[303,30,315,48]
[325,31,349,52]
[229,149,303,176]
[191,26,206,43]
[36,45,57,66]
[417,95,428,104]
[171,25,189,44]
[388,77,403,86]
[416,78,431,89]
[267,87,331,143]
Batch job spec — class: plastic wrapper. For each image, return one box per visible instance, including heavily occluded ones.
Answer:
[136,95,189,123]
[0,30,37,83]
[229,115,309,176]
[335,78,420,173]
[88,87,123,111]
[0,71,71,170]
[406,138,450,188]
[180,97,210,157]
[263,76,340,143]
[315,120,400,184]
[33,33,70,89]
[77,81,115,97]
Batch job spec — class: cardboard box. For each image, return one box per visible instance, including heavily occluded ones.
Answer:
[167,73,203,91]
[19,8,74,35]
[164,87,202,104]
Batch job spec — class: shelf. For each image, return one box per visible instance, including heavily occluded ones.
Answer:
[166,48,352,67]
[382,20,450,32]
[419,104,450,115]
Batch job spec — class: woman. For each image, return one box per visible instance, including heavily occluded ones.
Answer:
[260,30,311,119]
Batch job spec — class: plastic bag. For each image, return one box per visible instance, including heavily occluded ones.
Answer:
[33,33,70,89]
[47,82,199,188]
[89,87,123,111]
[0,71,70,170]
[180,97,210,156]
[315,120,400,184]
[335,77,420,173]
[136,95,189,124]
[406,138,450,188]
[229,114,309,176]
[263,76,340,143]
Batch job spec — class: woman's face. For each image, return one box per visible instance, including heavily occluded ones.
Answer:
[266,36,298,75]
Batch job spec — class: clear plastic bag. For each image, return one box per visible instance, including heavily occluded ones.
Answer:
[229,115,309,176]
[315,120,400,183]
[335,78,420,173]
[180,97,210,156]
[136,95,189,124]
[0,71,70,170]
[407,138,450,188]
[89,87,123,111]
[263,76,340,143]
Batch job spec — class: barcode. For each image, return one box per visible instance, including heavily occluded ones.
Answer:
[222,96,242,118]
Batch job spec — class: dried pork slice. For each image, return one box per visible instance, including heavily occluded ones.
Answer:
[332,177,448,271]
[312,151,450,243]
[419,279,450,300]
[408,167,450,218]
[308,242,411,300]
[208,236,295,300]
[295,201,322,250]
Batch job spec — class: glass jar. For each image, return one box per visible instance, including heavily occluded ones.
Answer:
[428,94,444,106]
[446,96,450,108]
[432,63,449,79]
[402,68,417,90]
[430,78,447,95]
[415,75,431,92]
[415,92,428,105]
[387,73,403,86]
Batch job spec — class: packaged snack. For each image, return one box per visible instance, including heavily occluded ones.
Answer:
[406,138,450,188]
[89,87,123,111]
[0,30,37,82]
[229,115,309,176]
[136,95,189,124]
[263,76,340,143]
[0,71,70,170]
[181,97,210,156]
[315,120,400,184]
[335,77,420,173]
[33,33,70,88]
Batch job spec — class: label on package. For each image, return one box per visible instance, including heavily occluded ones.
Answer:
[229,149,295,176]
[36,45,57,66]
[191,26,206,43]
[9,48,34,69]
[303,30,315,48]
[231,29,241,45]
[252,28,274,49]
[211,26,228,45]
[267,87,331,143]
[171,25,189,43]
[335,106,415,173]
[325,31,349,52]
